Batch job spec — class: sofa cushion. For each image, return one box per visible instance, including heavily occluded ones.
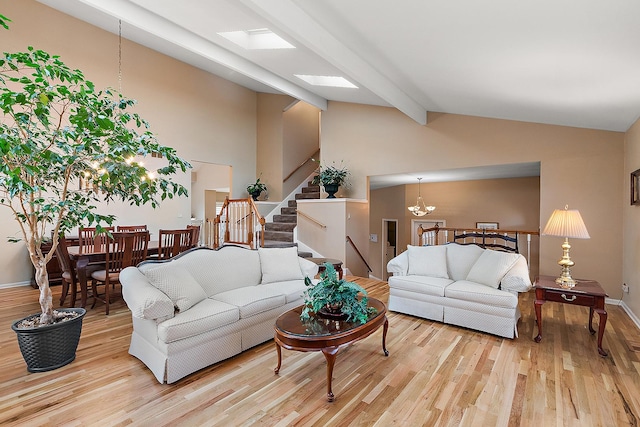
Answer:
[260,280,308,304]
[466,249,520,288]
[259,246,304,284]
[157,298,239,343]
[444,280,518,308]
[406,245,449,279]
[445,243,485,281]
[174,246,262,295]
[213,286,286,318]
[387,275,454,297]
[500,255,532,292]
[144,264,208,312]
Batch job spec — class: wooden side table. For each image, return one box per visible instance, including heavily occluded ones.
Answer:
[534,275,608,356]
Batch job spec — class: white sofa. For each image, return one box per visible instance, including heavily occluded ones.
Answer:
[120,245,318,384]
[386,243,532,338]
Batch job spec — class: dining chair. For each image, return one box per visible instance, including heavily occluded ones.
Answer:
[78,226,115,254]
[55,234,80,308]
[91,231,149,314]
[116,225,148,232]
[157,228,194,259]
[186,224,201,247]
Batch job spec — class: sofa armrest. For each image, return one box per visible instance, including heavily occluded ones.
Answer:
[299,257,319,278]
[120,266,175,320]
[387,251,409,276]
[500,255,532,293]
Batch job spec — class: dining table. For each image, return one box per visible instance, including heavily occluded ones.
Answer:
[67,240,159,308]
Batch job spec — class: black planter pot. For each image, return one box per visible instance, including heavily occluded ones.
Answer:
[323,184,339,198]
[11,307,86,372]
[249,191,261,201]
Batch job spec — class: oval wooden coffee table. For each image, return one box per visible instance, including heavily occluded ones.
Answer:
[274,297,388,402]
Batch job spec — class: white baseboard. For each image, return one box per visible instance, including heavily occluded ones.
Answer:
[368,273,382,281]
[0,281,32,289]
[606,297,640,330]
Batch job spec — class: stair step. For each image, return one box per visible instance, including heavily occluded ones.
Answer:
[302,185,320,193]
[280,207,296,215]
[273,214,297,223]
[265,222,296,232]
[296,192,320,200]
[262,230,293,242]
[288,200,297,208]
[262,240,297,248]
[297,251,313,258]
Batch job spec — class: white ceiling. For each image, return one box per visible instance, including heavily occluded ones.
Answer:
[35,0,637,186]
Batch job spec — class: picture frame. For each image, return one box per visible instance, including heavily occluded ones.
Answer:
[476,222,499,230]
[632,169,640,206]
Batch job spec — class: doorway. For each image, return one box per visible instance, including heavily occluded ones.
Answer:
[382,219,398,281]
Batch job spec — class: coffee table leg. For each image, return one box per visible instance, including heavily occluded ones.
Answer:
[382,316,389,356]
[595,308,608,357]
[274,340,282,374]
[322,347,339,402]
[534,299,544,343]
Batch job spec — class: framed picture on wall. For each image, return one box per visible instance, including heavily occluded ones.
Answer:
[476,222,499,230]
[632,169,640,206]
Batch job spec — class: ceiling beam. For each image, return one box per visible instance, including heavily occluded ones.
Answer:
[239,0,427,125]
[37,0,328,110]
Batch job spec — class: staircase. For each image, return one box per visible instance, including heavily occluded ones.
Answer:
[262,181,320,255]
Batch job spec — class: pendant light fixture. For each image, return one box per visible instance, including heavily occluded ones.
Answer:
[408,177,436,216]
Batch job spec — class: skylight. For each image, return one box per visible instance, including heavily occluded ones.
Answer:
[294,74,358,88]
[217,28,295,50]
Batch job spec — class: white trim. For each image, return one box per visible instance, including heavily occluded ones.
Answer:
[0,281,32,289]
[618,299,640,330]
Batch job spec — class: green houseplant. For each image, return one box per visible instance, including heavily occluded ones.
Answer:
[246,178,267,200]
[1,25,190,369]
[301,263,376,324]
[311,162,349,198]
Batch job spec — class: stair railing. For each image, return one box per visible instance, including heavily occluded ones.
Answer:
[206,197,265,249]
[297,211,326,229]
[346,235,372,273]
[283,149,320,183]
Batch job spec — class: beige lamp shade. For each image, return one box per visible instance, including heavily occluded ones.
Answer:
[542,206,590,239]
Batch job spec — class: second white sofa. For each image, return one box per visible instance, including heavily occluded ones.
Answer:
[120,245,318,383]
[387,243,532,338]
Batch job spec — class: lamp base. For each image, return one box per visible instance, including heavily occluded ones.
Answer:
[555,275,576,289]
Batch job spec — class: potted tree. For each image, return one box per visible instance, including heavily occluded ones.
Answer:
[311,162,349,198]
[300,263,376,324]
[1,19,190,371]
[246,178,267,201]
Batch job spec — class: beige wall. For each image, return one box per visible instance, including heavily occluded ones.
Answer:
[321,104,624,298]
[0,0,257,285]
[283,102,320,196]
[623,118,640,320]
[370,177,540,280]
[296,199,369,276]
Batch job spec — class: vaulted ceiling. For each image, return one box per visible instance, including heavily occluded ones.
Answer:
[38,0,640,133]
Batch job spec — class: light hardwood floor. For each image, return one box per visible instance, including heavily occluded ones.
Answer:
[1,278,638,426]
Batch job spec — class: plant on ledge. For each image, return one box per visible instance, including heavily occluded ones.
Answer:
[0,45,190,327]
[246,178,267,200]
[311,161,349,198]
[301,263,376,324]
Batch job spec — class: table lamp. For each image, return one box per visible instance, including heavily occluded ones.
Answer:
[542,205,590,288]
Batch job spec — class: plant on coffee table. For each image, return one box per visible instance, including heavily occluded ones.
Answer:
[301,263,376,324]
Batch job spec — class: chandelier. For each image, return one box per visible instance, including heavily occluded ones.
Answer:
[408,177,436,216]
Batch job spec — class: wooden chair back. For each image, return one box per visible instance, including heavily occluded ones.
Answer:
[105,231,150,272]
[78,226,115,254]
[116,225,148,232]
[186,224,201,247]
[157,228,194,259]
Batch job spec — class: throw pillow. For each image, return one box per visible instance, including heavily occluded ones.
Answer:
[406,245,449,279]
[144,263,208,312]
[259,246,304,284]
[466,249,520,288]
